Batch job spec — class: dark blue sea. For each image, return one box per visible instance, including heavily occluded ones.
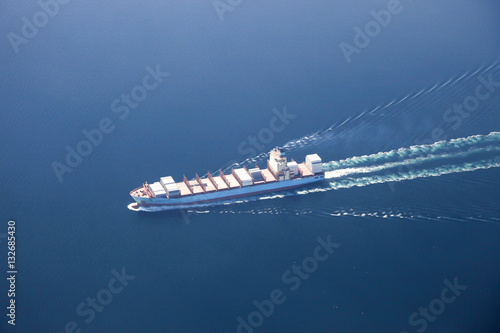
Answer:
[1,1,500,332]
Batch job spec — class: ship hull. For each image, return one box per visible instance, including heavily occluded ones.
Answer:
[132,174,324,207]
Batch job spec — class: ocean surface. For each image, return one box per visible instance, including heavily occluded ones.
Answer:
[1,1,500,332]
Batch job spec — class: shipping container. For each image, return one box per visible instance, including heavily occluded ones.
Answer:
[305,154,322,174]
[150,182,167,197]
[248,168,264,182]
[287,161,299,176]
[160,176,175,187]
[165,183,180,197]
[233,168,253,186]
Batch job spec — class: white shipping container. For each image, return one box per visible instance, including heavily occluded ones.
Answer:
[150,182,167,197]
[160,176,175,186]
[305,154,321,164]
[234,168,253,186]
[164,182,180,197]
[310,164,322,173]
[166,183,179,191]
[150,182,164,192]
[305,162,323,173]
[287,161,298,175]
[305,154,322,174]
[248,168,260,175]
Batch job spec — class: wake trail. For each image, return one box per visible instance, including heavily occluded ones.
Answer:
[323,132,500,172]
[319,156,500,192]
[304,132,500,192]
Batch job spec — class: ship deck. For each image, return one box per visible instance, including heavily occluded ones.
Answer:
[131,164,315,199]
[298,163,314,177]
[130,186,150,198]
[212,176,229,190]
[176,182,192,196]
[261,169,277,183]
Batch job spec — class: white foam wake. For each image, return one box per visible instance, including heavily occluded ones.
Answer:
[323,132,500,171]
[314,157,500,193]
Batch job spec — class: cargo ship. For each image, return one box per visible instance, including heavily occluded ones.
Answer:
[128,148,324,210]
